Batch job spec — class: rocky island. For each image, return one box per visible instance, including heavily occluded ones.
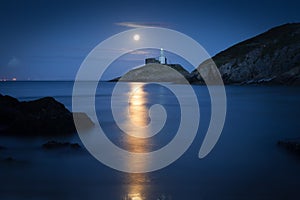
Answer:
[111,48,191,83]
[117,63,191,83]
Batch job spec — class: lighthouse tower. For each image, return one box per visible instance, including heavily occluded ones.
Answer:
[159,48,167,64]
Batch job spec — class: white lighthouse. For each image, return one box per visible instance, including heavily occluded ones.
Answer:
[158,48,167,64]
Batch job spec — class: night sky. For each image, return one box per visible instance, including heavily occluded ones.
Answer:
[1,0,300,80]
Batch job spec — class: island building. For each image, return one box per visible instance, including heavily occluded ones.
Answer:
[145,48,167,65]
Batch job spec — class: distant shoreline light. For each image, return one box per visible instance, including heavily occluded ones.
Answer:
[0,77,17,81]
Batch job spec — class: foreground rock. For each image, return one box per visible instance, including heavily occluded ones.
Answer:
[191,23,300,85]
[0,94,93,136]
[277,138,300,155]
[3,156,14,162]
[42,141,81,149]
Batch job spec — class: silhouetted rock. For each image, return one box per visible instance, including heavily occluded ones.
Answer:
[191,23,300,85]
[73,112,95,131]
[0,94,94,136]
[3,156,14,162]
[277,138,300,155]
[42,141,81,149]
[70,143,81,149]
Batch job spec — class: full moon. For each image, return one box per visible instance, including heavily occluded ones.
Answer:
[133,34,140,41]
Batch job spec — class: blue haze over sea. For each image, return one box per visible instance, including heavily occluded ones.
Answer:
[0,81,300,199]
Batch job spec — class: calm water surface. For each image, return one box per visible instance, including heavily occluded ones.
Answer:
[0,81,300,200]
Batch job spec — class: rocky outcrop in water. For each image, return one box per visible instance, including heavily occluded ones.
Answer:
[115,63,191,83]
[0,94,93,136]
[191,23,300,85]
[42,141,81,149]
[277,138,300,155]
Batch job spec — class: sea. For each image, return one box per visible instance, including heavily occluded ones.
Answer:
[0,81,300,200]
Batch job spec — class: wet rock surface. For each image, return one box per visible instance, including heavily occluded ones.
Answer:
[277,138,300,155]
[0,94,93,136]
[42,141,81,150]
